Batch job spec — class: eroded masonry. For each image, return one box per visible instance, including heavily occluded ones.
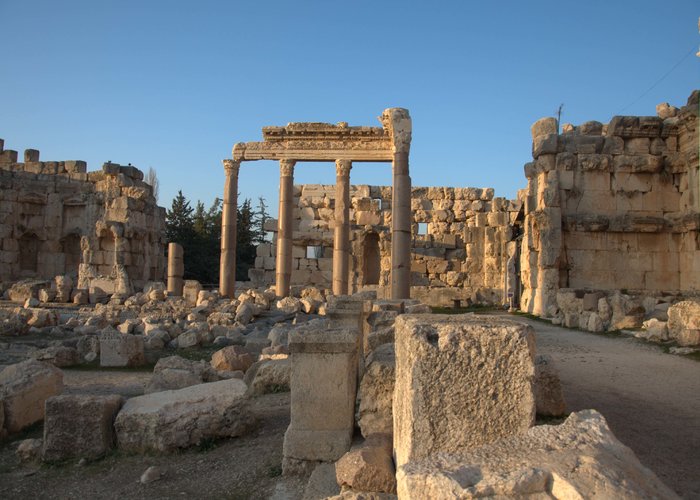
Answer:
[249,92,699,329]
[0,143,166,302]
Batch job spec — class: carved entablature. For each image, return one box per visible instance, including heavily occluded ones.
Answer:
[230,109,411,164]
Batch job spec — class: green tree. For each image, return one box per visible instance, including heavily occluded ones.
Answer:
[236,198,256,280]
[254,196,270,243]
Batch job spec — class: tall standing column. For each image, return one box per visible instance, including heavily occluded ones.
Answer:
[333,159,352,296]
[383,108,413,300]
[276,159,296,297]
[219,159,240,298]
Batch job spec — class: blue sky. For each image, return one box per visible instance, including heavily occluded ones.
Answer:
[1,1,697,215]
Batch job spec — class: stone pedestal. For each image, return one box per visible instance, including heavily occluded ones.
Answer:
[276,159,296,297]
[282,326,359,474]
[167,242,184,296]
[333,160,352,296]
[219,159,240,298]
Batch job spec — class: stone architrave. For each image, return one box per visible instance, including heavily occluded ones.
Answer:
[333,159,352,296]
[276,159,296,298]
[282,325,359,474]
[167,242,184,296]
[219,159,240,298]
[393,314,536,468]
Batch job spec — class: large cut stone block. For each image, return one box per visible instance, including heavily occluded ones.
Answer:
[357,343,395,438]
[393,314,536,468]
[115,379,254,453]
[42,394,123,461]
[283,325,359,473]
[100,331,145,367]
[0,360,63,433]
[397,410,678,499]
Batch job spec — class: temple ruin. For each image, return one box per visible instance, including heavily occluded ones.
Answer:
[219,108,413,300]
[0,143,166,301]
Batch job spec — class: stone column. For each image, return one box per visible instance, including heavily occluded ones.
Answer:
[167,242,184,296]
[219,159,240,298]
[333,159,352,296]
[276,159,296,297]
[382,108,413,300]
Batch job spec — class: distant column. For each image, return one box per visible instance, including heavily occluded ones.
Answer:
[167,242,184,296]
[276,159,296,297]
[219,159,240,298]
[384,108,413,300]
[333,159,352,296]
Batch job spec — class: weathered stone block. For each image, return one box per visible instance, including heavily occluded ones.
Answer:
[396,410,677,500]
[393,314,536,468]
[357,344,395,438]
[42,394,123,462]
[0,360,63,433]
[99,332,145,367]
[115,379,254,453]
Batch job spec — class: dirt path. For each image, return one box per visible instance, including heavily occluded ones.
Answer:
[508,315,700,499]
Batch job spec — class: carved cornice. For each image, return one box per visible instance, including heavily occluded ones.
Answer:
[280,159,296,176]
[335,159,352,177]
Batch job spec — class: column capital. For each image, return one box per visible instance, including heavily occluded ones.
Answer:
[335,159,352,177]
[223,159,241,175]
[280,159,296,176]
[380,108,412,154]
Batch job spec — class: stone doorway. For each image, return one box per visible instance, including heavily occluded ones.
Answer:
[19,233,39,273]
[61,233,81,277]
[362,232,381,285]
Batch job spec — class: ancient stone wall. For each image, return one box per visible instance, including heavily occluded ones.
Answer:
[251,184,522,306]
[521,91,699,317]
[0,141,166,297]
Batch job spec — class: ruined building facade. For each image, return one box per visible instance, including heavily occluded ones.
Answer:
[0,141,166,296]
[250,92,699,314]
[251,184,522,307]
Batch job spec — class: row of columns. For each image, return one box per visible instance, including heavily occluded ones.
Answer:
[218,156,411,300]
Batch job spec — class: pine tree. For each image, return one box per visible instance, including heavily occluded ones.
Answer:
[254,196,270,243]
[236,198,256,280]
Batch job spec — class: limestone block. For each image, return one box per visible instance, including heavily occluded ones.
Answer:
[396,410,678,500]
[531,117,557,139]
[667,300,700,346]
[42,394,123,462]
[613,154,663,173]
[534,354,566,416]
[115,379,255,453]
[625,137,650,154]
[211,345,253,372]
[99,331,145,367]
[0,360,63,433]
[393,314,536,468]
[357,344,395,438]
[574,135,604,154]
[533,134,558,157]
[283,326,359,470]
[336,434,396,494]
[182,280,202,306]
[602,136,624,154]
[31,346,80,368]
[145,355,220,394]
[246,358,290,396]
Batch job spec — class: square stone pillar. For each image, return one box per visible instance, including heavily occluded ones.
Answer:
[276,159,296,298]
[282,325,359,475]
[219,159,240,298]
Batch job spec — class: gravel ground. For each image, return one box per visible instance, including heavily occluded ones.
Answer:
[1,314,698,499]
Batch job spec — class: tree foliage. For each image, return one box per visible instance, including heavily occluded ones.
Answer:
[165,192,268,286]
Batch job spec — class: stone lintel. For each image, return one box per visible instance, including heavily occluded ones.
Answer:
[234,143,393,163]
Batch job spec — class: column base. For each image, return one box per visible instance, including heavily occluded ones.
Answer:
[283,427,352,463]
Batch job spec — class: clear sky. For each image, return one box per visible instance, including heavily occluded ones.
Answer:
[1,1,697,216]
